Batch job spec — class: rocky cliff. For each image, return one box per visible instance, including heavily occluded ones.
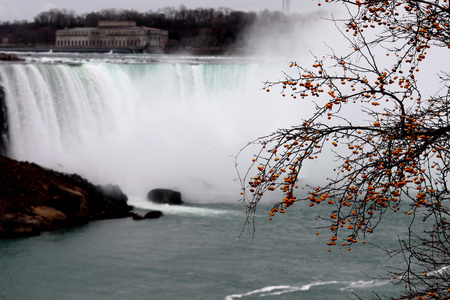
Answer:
[0,155,133,238]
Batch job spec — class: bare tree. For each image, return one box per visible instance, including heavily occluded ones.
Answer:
[237,1,449,299]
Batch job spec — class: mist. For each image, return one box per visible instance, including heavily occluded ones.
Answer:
[0,8,354,204]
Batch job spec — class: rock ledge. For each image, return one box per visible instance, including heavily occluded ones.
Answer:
[0,155,133,238]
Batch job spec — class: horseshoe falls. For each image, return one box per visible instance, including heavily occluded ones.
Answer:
[0,54,404,300]
[0,56,312,203]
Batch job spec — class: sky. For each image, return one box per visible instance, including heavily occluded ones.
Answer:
[0,0,322,22]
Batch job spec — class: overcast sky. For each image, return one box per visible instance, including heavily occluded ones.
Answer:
[0,0,322,22]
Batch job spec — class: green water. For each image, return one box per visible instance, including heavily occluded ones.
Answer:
[0,53,423,299]
[0,201,406,299]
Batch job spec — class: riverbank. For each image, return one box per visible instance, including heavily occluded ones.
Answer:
[0,155,133,238]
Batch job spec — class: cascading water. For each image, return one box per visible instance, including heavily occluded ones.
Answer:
[0,55,316,203]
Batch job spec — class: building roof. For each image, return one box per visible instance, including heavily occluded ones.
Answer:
[57,26,167,33]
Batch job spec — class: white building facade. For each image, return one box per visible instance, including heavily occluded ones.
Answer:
[55,21,168,53]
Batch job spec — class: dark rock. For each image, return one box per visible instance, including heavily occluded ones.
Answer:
[46,183,89,223]
[132,213,145,220]
[0,213,40,238]
[28,205,67,230]
[0,53,24,61]
[147,189,183,205]
[131,210,163,220]
[144,210,163,219]
[0,85,8,156]
[0,155,133,238]
[94,184,132,219]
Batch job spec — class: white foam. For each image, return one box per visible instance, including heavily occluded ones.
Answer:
[224,286,292,299]
[340,279,388,291]
[224,279,388,299]
[128,196,233,217]
[427,265,450,276]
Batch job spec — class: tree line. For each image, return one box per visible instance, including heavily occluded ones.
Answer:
[0,7,291,53]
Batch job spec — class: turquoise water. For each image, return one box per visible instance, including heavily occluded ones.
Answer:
[0,53,408,299]
[0,200,406,299]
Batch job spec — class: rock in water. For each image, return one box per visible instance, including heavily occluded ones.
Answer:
[94,184,132,219]
[147,189,183,205]
[144,210,163,219]
[131,213,146,220]
[131,210,163,220]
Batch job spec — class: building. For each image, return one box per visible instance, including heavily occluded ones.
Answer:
[55,21,168,53]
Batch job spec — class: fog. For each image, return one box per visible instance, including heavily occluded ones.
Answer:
[0,9,348,204]
[6,5,447,205]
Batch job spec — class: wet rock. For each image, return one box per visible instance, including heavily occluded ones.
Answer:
[0,155,133,238]
[29,205,67,230]
[0,53,24,61]
[94,184,132,219]
[147,189,183,205]
[132,213,145,220]
[144,210,163,219]
[46,183,89,223]
[0,213,40,238]
[132,211,163,220]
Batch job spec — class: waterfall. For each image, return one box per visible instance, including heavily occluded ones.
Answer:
[0,58,311,202]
